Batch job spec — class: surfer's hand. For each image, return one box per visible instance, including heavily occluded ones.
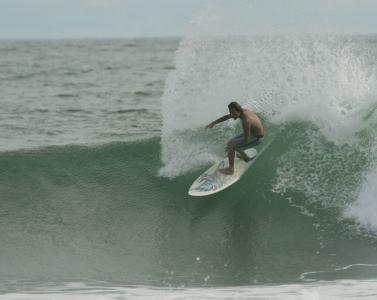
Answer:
[206,122,214,129]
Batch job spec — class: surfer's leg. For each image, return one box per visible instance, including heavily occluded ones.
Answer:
[235,137,262,162]
[219,143,235,175]
[236,149,251,162]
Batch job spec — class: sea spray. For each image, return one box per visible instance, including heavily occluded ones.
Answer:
[345,167,377,231]
[159,22,377,236]
[344,130,377,231]
[160,34,377,178]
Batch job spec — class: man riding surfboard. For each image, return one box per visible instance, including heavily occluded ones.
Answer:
[206,102,264,175]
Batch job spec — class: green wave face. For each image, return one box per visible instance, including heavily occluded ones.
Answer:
[1,133,377,286]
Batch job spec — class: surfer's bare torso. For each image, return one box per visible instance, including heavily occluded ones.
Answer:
[207,109,264,141]
[240,109,264,139]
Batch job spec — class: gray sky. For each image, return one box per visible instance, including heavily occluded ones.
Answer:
[1,0,377,39]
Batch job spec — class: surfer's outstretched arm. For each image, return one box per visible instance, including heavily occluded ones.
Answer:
[206,114,231,128]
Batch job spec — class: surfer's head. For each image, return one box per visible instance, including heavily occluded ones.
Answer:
[228,101,243,119]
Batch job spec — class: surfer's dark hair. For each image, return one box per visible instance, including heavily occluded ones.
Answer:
[228,101,243,113]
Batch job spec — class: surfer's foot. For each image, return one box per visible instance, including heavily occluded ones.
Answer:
[236,153,251,162]
[219,167,234,175]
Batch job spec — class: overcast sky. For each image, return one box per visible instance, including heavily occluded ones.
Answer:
[1,0,377,39]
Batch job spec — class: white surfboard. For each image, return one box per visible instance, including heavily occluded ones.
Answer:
[188,148,258,196]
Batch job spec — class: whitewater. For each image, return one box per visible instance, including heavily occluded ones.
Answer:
[1,23,377,300]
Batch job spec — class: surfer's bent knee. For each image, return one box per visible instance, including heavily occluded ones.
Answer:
[226,142,236,152]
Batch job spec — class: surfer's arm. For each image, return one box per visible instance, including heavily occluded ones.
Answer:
[206,114,231,128]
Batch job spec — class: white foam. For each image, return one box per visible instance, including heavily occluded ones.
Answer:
[3,280,377,300]
[345,166,377,231]
[158,9,377,238]
[160,31,376,177]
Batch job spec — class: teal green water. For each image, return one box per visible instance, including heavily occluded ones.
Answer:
[1,133,377,287]
[1,36,377,298]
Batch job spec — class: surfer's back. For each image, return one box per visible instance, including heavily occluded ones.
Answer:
[242,109,264,137]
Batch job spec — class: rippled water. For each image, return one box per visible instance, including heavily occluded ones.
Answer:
[0,38,177,150]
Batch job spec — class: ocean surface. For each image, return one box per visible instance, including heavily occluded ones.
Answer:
[1,35,377,299]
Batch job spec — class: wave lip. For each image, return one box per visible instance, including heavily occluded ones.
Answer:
[158,32,377,241]
[160,34,377,178]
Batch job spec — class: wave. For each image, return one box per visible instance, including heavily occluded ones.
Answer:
[3,279,377,299]
[133,90,153,97]
[112,108,149,114]
[1,138,377,286]
[56,93,79,98]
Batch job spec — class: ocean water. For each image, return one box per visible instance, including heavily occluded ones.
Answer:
[1,35,377,299]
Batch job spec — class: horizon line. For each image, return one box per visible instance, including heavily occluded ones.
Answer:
[2,32,377,42]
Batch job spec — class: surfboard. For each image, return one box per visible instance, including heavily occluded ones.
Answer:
[188,148,258,196]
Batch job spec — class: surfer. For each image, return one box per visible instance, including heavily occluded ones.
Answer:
[206,102,264,175]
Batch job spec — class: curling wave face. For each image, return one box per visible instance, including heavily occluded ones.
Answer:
[2,137,377,287]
